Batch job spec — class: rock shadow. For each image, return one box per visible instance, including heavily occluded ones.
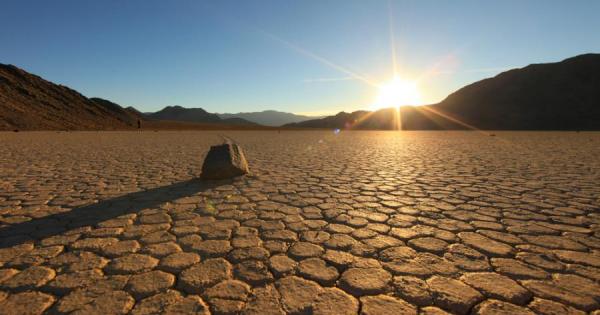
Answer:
[0,178,231,249]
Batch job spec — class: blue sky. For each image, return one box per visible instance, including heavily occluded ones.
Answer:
[1,0,599,114]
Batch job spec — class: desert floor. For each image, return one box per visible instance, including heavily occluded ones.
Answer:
[0,131,599,314]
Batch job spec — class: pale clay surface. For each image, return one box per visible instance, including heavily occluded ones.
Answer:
[0,130,599,315]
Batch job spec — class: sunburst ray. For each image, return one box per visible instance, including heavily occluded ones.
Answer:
[259,30,378,87]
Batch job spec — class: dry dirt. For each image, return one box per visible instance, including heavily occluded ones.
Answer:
[0,131,599,314]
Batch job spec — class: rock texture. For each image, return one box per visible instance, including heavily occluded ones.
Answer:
[201,143,249,179]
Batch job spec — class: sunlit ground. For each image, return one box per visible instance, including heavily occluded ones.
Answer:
[0,131,599,313]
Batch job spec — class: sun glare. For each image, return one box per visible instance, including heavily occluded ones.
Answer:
[372,77,422,110]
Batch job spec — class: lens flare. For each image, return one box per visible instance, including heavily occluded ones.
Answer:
[372,77,422,110]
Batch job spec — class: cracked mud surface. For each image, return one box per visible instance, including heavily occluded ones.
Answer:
[0,130,599,314]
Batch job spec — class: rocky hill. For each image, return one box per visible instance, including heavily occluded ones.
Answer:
[0,64,139,130]
[286,54,600,130]
[89,97,142,125]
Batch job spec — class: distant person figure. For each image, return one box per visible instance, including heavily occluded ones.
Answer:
[137,119,141,130]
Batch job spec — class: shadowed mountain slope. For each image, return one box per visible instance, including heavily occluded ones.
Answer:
[89,97,143,125]
[432,53,600,130]
[0,64,138,130]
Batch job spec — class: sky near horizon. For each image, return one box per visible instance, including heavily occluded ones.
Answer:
[1,1,599,115]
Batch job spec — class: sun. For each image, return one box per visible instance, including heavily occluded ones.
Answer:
[372,77,423,110]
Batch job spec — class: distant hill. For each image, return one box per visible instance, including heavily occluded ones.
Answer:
[286,54,600,130]
[284,107,443,130]
[218,110,324,126]
[145,105,257,125]
[0,64,138,130]
[285,110,370,129]
[146,105,221,123]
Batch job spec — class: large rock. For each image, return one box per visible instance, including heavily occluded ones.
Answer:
[201,143,249,179]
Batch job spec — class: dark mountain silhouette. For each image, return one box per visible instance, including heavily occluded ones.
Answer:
[221,117,259,125]
[286,54,600,130]
[218,110,324,126]
[284,111,370,129]
[433,53,600,130]
[146,105,220,122]
[146,106,256,125]
[283,107,450,130]
[0,63,138,130]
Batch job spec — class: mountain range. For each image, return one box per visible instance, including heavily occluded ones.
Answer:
[0,63,313,130]
[2,53,599,130]
[218,110,324,126]
[143,108,321,126]
[0,64,268,130]
[145,106,258,125]
[286,54,600,130]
